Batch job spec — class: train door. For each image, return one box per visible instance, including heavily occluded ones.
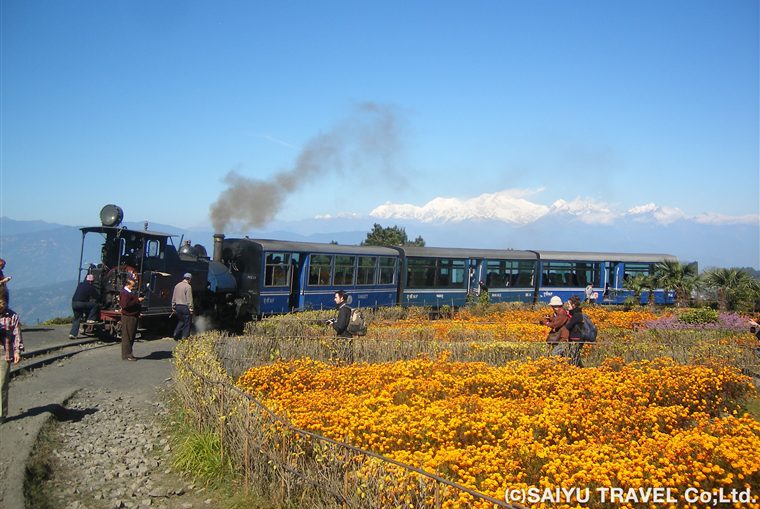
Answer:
[142,238,173,313]
[602,262,612,300]
[467,259,479,296]
[289,253,302,311]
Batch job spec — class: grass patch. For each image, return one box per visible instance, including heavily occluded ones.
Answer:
[168,401,278,508]
[172,427,232,485]
[746,393,760,420]
[42,316,73,325]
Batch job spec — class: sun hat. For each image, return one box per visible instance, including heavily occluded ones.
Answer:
[549,296,563,306]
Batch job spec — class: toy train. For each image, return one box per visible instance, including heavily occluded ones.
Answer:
[77,205,678,336]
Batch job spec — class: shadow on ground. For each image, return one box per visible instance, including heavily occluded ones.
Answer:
[7,404,98,424]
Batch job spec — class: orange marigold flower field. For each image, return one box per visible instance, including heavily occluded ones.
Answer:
[371,307,664,343]
[236,356,760,508]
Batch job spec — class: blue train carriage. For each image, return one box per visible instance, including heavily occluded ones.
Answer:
[218,238,400,315]
[531,251,678,305]
[394,246,539,308]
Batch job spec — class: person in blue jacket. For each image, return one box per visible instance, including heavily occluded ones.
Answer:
[69,274,100,339]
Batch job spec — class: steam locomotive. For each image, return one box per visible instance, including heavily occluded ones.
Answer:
[77,204,678,337]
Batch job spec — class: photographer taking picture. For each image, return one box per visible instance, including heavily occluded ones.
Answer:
[328,290,352,338]
[327,290,354,364]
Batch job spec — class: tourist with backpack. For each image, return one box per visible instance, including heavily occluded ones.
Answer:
[565,295,586,367]
[326,290,355,363]
[328,290,353,338]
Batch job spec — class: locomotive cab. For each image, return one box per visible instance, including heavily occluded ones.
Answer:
[76,205,237,337]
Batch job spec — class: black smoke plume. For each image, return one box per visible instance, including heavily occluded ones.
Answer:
[210,102,403,233]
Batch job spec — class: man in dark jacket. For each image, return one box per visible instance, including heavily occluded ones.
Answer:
[119,277,143,361]
[70,274,100,339]
[329,290,352,338]
[327,290,353,363]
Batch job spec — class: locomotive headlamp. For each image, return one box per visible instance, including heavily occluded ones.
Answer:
[100,204,124,227]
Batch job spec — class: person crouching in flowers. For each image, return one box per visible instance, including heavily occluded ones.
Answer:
[541,296,570,357]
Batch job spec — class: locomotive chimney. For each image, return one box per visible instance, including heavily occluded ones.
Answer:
[213,234,224,262]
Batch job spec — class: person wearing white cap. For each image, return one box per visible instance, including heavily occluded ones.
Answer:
[540,295,570,357]
[69,274,100,339]
[171,272,194,340]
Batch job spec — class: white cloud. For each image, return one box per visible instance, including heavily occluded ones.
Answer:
[626,203,759,225]
[693,212,760,225]
[626,203,687,224]
[627,203,658,215]
[549,198,618,224]
[365,191,760,227]
[370,189,549,224]
[314,212,364,220]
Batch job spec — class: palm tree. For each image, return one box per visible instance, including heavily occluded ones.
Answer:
[654,260,699,307]
[623,273,657,306]
[703,268,760,311]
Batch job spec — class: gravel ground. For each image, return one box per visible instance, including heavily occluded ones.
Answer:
[0,328,223,509]
[32,387,218,509]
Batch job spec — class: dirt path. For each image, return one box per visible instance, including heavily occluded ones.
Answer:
[0,326,218,509]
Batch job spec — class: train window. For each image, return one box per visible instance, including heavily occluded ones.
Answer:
[357,256,376,285]
[265,252,291,287]
[407,258,436,288]
[145,240,161,258]
[543,262,576,287]
[334,255,356,286]
[485,260,510,287]
[378,256,396,285]
[543,261,601,287]
[308,254,333,286]
[515,261,536,288]
[574,262,601,287]
[623,263,654,281]
[438,258,465,287]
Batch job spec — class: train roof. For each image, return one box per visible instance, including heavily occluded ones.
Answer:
[80,225,176,240]
[395,246,536,260]
[532,250,678,263]
[224,238,400,256]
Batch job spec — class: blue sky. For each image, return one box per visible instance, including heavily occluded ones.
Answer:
[1,1,758,236]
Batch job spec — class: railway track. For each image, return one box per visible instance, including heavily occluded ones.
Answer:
[9,337,114,379]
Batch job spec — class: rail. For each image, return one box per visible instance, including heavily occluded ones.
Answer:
[9,337,110,379]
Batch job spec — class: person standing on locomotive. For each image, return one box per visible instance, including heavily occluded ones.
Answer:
[171,273,194,340]
[119,277,143,361]
[69,274,100,339]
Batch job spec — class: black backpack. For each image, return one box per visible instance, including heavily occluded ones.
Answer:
[347,307,368,336]
[580,314,597,342]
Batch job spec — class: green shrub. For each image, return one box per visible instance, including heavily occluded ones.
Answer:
[43,316,73,325]
[678,307,719,325]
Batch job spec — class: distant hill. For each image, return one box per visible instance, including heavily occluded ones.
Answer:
[9,280,76,325]
[0,226,84,289]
